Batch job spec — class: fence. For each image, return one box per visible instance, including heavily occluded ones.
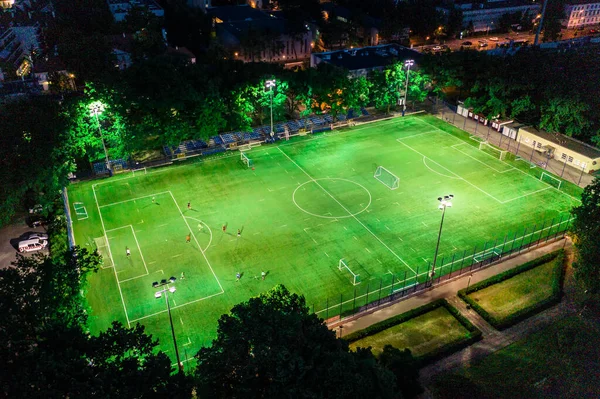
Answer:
[312,215,571,323]
[62,187,76,249]
[437,106,594,191]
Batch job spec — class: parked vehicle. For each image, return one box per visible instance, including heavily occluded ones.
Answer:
[489,37,499,41]
[479,42,488,48]
[18,238,48,253]
[24,232,49,240]
[432,45,442,52]
[462,41,473,46]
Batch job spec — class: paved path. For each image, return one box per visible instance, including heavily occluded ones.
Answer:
[331,238,568,338]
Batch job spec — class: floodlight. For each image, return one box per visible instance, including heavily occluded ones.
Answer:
[169,286,176,293]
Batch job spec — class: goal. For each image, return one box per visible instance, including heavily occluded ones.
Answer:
[240,152,253,168]
[540,172,562,189]
[473,248,501,264]
[374,166,399,190]
[238,144,251,152]
[338,259,360,285]
[479,141,508,161]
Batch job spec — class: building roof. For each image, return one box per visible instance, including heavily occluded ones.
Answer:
[313,44,421,72]
[207,4,272,23]
[522,126,600,159]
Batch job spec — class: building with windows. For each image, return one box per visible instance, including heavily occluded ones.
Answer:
[208,5,312,65]
[517,127,600,174]
[437,0,540,33]
[106,0,164,22]
[564,0,600,29]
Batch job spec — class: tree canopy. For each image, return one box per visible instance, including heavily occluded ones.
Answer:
[195,285,396,398]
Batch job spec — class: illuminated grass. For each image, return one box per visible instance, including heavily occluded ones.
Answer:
[68,114,579,363]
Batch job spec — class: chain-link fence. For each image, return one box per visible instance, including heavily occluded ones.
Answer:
[312,216,570,323]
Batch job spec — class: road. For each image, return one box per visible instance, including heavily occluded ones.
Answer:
[413,25,600,53]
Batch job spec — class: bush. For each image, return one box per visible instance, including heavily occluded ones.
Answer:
[344,299,482,366]
[458,250,566,330]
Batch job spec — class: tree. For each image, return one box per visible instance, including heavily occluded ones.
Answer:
[540,97,590,137]
[377,345,422,398]
[369,62,405,114]
[446,8,464,38]
[570,178,600,293]
[194,285,396,398]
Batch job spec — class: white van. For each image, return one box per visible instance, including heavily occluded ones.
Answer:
[18,238,48,253]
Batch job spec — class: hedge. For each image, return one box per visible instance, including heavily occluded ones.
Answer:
[458,250,566,330]
[344,299,482,366]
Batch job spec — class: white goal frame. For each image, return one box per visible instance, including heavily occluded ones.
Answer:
[479,141,507,161]
[374,166,400,190]
[473,248,501,263]
[540,172,562,190]
[238,144,251,152]
[338,259,360,285]
[240,152,253,168]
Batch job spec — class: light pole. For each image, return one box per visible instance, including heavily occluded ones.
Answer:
[155,285,183,373]
[265,79,276,138]
[430,194,454,280]
[89,101,111,172]
[402,59,414,117]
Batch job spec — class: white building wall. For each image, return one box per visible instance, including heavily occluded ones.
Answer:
[564,2,600,28]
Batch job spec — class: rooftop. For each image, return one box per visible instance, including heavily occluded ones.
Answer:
[522,127,600,159]
[313,44,421,72]
[207,4,273,23]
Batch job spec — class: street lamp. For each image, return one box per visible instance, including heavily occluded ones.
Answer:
[89,101,111,173]
[265,79,276,138]
[430,194,454,280]
[402,59,414,117]
[155,285,183,373]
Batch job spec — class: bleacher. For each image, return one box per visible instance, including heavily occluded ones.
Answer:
[163,109,373,159]
[93,158,129,174]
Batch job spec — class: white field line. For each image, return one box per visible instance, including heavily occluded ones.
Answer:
[416,117,581,203]
[129,291,225,323]
[422,157,461,180]
[397,139,504,204]
[99,191,171,208]
[450,143,514,174]
[131,225,149,275]
[169,191,224,293]
[92,184,131,328]
[277,146,415,273]
[185,216,213,253]
[501,187,552,204]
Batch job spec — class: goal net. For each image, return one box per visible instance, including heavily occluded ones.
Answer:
[338,259,360,285]
[473,248,501,264]
[479,141,508,161]
[240,152,253,168]
[374,166,399,190]
[238,144,251,152]
[540,172,562,189]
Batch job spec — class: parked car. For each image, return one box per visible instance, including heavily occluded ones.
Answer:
[590,29,598,34]
[489,37,499,41]
[462,41,473,46]
[24,232,49,240]
[26,215,47,227]
[432,45,442,52]
[18,238,48,253]
[479,42,488,48]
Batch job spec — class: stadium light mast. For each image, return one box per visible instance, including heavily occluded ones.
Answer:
[89,101,111,172]
[155,286,184,373]
[265,79,276,138]
[430,194,454,280]
[402,59,414,117]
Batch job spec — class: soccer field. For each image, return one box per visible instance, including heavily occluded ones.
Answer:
[68,114,580,366]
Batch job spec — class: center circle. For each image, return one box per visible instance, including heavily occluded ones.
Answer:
[292,178,372,219]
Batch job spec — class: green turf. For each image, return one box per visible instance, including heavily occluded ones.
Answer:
[67,114,580,364]
[348,306,470,357]
[430,316,600,399]
[468,260,558,321]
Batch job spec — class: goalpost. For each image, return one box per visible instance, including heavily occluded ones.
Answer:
[240,152,253,168]
[540,172,562,189]
[338,259,360,285]
[479,141,508,161]
[374,166,400,190]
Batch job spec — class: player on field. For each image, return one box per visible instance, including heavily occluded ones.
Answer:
[236,272,241,281]
[187,201,191,210]
[186,233,191,243]
[126,247,131,257]
[237,229,241,237]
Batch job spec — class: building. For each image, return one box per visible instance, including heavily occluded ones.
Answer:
[311,44,421,77]
[517,127,600,173]
[208,5,312,65]
[0,26,40,70]
[106,0,164,22]
[437,0,541,33]
[563,0,600,29]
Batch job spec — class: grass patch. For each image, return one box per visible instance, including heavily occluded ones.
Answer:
[459,250,566,329]
[430,315,600,399]
[345,299,481,364]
